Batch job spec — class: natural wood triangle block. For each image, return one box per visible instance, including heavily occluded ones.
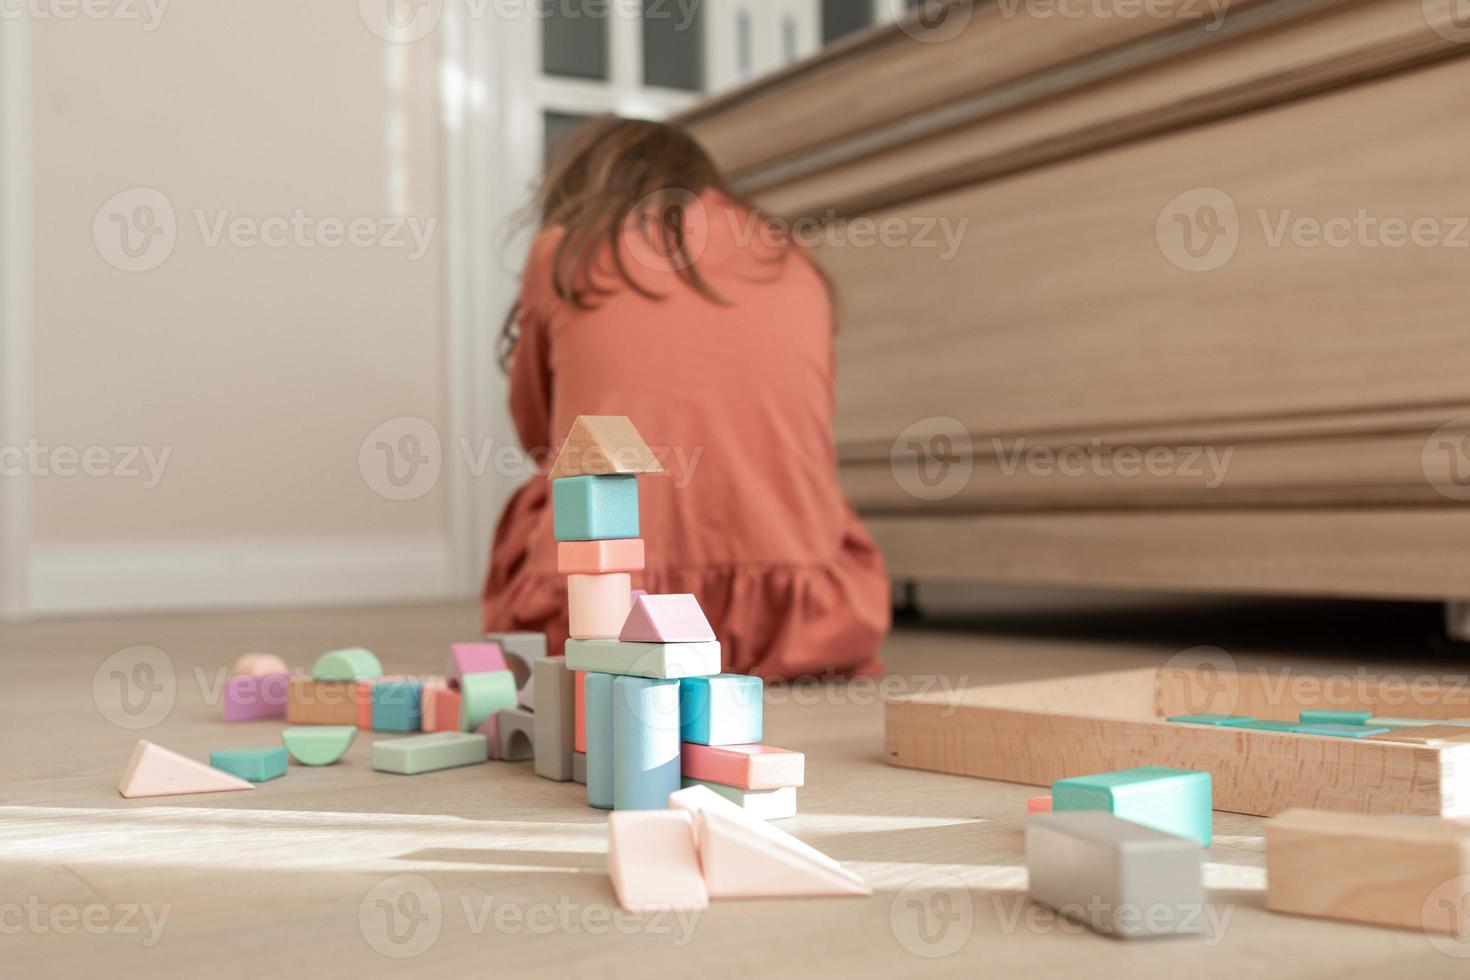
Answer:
[118,739,255,798]
[547,416,663,481]
[619,593,715,643]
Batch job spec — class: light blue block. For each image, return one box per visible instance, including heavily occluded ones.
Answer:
[1295,724,1391,739]
[1053,766,1213,847]
[1299,710,1371,726]
[209,746,288,783]
[1165,713,1255,727]
[680,675,763,745]
[612,675,681,811]
[552,475,639,541]
[585,671,615,809]
[371,679,423,732]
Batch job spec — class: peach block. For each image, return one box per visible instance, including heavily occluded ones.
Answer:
[681,743,804,790]
[574,669,587,753]
[286,677,363,726]
[1028,795,1053,814]
[557,538,645,575]
[231,653,290,677]
[607,810,709,913]
[568,573,633,639]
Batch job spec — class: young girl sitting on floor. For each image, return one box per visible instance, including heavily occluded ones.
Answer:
[482,116,889,679]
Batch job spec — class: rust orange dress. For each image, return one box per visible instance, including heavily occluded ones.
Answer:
[482,192,890,679]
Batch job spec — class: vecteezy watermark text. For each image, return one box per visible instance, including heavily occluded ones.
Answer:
[0,0,168,30]
[0,439,171,488]
[992,437,1234,488]
[0,898,171,946]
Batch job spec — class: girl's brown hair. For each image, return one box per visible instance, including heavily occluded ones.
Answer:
[499,115,830,370]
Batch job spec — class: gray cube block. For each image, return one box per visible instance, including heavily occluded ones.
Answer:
[483,631,548,689]
[572,751,587,784]
[532,657,575,781]
[495,707,535,762]
[1026,811,1204,938]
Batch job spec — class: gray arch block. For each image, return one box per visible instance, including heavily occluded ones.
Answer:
[495,707,535,762]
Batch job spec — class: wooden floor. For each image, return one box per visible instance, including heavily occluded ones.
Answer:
[4,597,1467,978]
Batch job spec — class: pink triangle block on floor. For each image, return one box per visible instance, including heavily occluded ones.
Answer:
[607,810,709,913]
[619,594,716,643]
[695,809,870,899]
[118,740,255,799]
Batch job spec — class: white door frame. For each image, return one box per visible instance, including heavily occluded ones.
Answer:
[0,14,32,620]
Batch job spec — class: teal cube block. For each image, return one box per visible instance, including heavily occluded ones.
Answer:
[1299,710,1371,726]
[552,475,639,541]
[1053,765,1212,847]
[209,746,288,783]
[680,675,763,745]
[1295,724,1391,739]
[372,679,423,732]
[1166,713,1255,727]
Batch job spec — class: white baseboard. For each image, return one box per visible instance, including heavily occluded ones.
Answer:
[28,533,467,617]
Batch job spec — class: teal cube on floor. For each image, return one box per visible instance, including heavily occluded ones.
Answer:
[372,679,423,732]
[680,675,763,745]
[1052,765,1212,847]
[552,475,639,541]
[210,746,288,783]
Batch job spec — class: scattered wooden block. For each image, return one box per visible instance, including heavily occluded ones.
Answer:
[565,638,721,680]
[585,671,615,809]
[1365,725,1470,746]
[552,475,640,542]
[694,810,870,899]
[286,676,361,726]
[619,594,715,643]
[371,678,423,732]
[1300,710,1372,726]
[1053,766,1212,847]
[422,684,461,733]
[312,647,382,681]
[1231,720,1303,732]
[557,538,646,575]
[567,573,634,639]
[483,632,548,689]
[1295,724,1392,739]
[1266,808,1470,934]
[680,778,796,820]
[678,674,763,745]
[613,676,681,811]
[607,810,708,913]
[682,743,804,790]
[547,415,663,482]
[669,782,747,822]
[533,657,576,781]
[372,732,489,775]
[223,672,291,722]
[574,670,587,753]
[209,747,288,783]
[1369,717,1470,729]
[119,740,255,798]
[1165,713,1255,726]
[572,751,587,784]
[496,707,535,762]
[447,642,508,688]
[282,726,356,766]
[1027,811,1205,938]
[1027,795,1052,814]
[458,670,516,732]
[231,653,289,677]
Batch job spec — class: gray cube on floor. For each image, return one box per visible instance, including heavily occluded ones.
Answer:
[495,707,535,762]
[1025,811,1204,938]
[483,631,548,689]
[572,751,587,784]
[533,657,575,781]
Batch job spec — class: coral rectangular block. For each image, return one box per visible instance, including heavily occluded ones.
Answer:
[372,732,489,775]
[679,675,763,745]
[565,638,720,680]
[119,740,254,799]
[447,642,508,688]
[567,573,634,639]
[312,647,382,681]
[613,676,681,811]
[286,676,362,726]
[209,747,288,783]
[1027,795,1052,814]
[585,671,615,809]
[223,672,291,722]
[1053,766,1212,847]
[558,538,645,574]
[680,778,796,820]
[607,809,707,913]
[681,743,804,790]
[619,594,715,643]
[371,678,424,732]
[533,657,575,781]
[574,669,587,752]
[425,685,462,733]
[552,474,639,541]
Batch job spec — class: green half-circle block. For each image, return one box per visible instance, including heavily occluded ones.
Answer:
[459,670,517,731]
[282,726,357,766]
[312,647,383,681]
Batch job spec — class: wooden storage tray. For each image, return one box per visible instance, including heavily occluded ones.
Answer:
[885,666,1470,817]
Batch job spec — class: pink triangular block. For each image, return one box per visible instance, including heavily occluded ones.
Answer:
[608,810,709,912]
[694,809,871,899]
[118,740,255,799]
[619,594,715,643]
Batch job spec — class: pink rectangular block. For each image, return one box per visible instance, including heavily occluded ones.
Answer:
[223,673,291,722]
[620,593,715,642]
[607,810,708,912]
[681,743,804,790]
[448,642,508,688]
[567,573,632,639]
[557,539,645,574]
[574,669,587,753]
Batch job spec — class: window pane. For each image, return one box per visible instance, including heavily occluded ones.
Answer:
[542,0,609,81]
[544,111,595,167]
[822,0,873,44]
[643,0,704,91]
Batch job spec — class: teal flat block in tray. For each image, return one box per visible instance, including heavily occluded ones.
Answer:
[552,475,639,541]
[1232,720,1304,732]
[585,672,615,809]
[679,675,763,745]
[1295,724,1391,739]
[1165,713,1255,727]
[372,732,488,774]
[1299,710,1371,726]
[1053,765,1212,847]
[1369,717,1470,728]
[371,679,423,732]
[210,747,288,783]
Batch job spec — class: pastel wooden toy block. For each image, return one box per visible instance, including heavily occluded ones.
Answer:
[1165,713,1255,726]
[669,782,746,819]
[1232,719,1303,732]
[533,657,576,781]
[574,670,587,752]
[1027,795,1052,814]
[558,538,645,574]
[286,676,361,726]
[1027,811,1205,938]
[619,593,715,643]
[607,809,708,913]
[447,642,508,688]
[209,747,288,783]
[312,647,382,681]
[678,675,763,745]
[518,674,536,710]
[1267,808,1470,934]
[422,684,461,733]
[482,631,548,688]
[372,732,489,775]
[1294,724,1391,738]
[496,707,536,761]
[223,672,291,722]
[371,678,423,732]
[1299,709,1372,725]
[567,573,634,639]
[477,712,503,760]
[682,743,804,790]
[119,740,255,798]
[282,726,356,766]
[1053,766,1212,847]
[695,809,870,899]
[231,653,289,677]
[680,778,796,820]
[585,671,615,809]
[613,676,681,811]
[1369,717,1470,729]
[1365,725,1470,745]
[547,415,663,482]
[572,751,587,784]
[458,670,516,732]
[552,475,639,542]
[565,638,721,680]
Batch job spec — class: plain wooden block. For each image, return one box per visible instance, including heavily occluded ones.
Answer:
[447,642,508,688]
[496,707,535,761]
[567,573,634,639]
[286,677,362,726]
[572,751,587,784]
[557,538,645,574]
[209,747,288,783]
[1053,766,1212,847]
[606,809,707,913]
[693,809,870,899]
[552,475,639,542]
[372,732,489,775]
[679,778,796,820]
[533,657,576,781]
[1267,808,1470,934]
[585,671,615,809]
[482,632,548,689]
[619,594,715,643]
[547,415,663,482]
[612,676,681,811]
[565,638,721,680]
[682,743,804,790]
[312,647,382,681]
[118,740,254,799]
[223,672,291,722]
[231,653,289,677]
[281,726,356,766]
[1027,811,1205,938]
[678,675,763,745]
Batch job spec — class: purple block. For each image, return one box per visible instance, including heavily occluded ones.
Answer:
[223,672,291,722]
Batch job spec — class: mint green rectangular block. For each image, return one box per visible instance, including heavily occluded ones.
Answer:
[210,746,287,782]
[1299,710,1371,726]
[1295,724,1391,739]
[1232,720,1304,732]
[552,475,638,541]
[1165,713,1255,727]
[1053,766,1212,847]
[372,732,488,775]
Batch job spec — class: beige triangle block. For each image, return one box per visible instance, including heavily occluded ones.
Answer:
[547,415,663,481]
[118,740,255,798]
[694,809,871,899]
